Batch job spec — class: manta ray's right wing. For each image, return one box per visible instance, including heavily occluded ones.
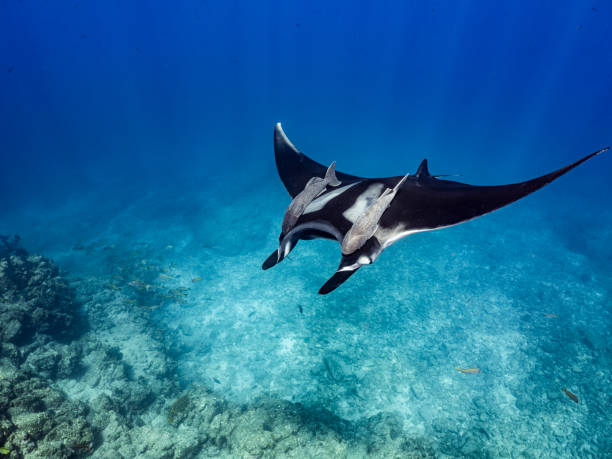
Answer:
[274,123,363,198]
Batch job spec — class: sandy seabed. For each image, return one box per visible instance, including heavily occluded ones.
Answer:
[1,178,610,458]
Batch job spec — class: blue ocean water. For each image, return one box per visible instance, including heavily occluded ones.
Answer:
[1,1,611,457]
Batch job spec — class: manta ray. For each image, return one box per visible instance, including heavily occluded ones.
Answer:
[262,123,607,294]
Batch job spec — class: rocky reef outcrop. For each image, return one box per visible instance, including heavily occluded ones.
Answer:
[0,235,83,345]
[0,237,92,458]
[154,385,435,458]
[0,236,436,458]
[0,366,94,458]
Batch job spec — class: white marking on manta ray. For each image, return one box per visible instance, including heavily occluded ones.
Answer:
[377,204,506,249]
[358,255,371,265]
[304,182,360,214]
[338,264,359,272]
[376,225,422,249]
[339,254,373,272]
[276,122,300,153]
[342,183,384,223]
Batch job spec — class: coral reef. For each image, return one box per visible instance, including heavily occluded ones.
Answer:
[0,241,83,344]
[0,239,91,458]
[0,368,93,458]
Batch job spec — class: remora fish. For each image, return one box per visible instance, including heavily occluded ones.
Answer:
[282,161,341,235]
[342,172,409,255]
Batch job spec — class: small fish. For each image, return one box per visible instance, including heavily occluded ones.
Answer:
[7,66,14,73]
[213,377,221,384]
[0,447,10,455]
[562,387,579,403]
[71,443,91,452]
[543,313,558,318]
[248,311,255,318]
[107,284,121,291]
[166,245,174,249]
[298,305,303,314]
[456,368,481,374]
[192,277,203,283]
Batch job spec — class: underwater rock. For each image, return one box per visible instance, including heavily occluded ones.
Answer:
[0,343,20,367]
[24,342,82,380]
[167,393,192,426]
[0,369,93,458]
[24,347,61,379]
[323,353,350,382]
[163,385,435,458]
[0,247,83,344]
[111,378,156,414]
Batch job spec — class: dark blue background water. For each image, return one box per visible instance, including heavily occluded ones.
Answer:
[2,3,612,456]
[2,1,610,214]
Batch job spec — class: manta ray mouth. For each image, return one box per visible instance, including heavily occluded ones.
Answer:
[281,220,343,244]
[262,220,344,271]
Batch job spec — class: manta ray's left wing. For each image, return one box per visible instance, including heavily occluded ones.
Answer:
[380,147,609,237]
[318,147,608,294]
[274,123,363,197]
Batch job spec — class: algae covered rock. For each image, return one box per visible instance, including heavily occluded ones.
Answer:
[23,342,80,380]
[163,385,435,458]
[0,369,93,458]
[0,240,83,344]
[167,393,192,426]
